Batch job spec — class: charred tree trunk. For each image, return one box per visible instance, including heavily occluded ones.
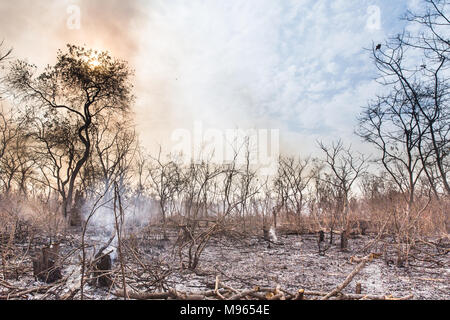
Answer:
[66,114,92,222]
[318,230,326,255]
[69,189,84,227]
[93,253,113,287]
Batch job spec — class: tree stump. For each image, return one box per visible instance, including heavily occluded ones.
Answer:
[69,209,82,227]
[263,226,270,241]
[340,231,348,250]
[360,220,369,236]
[93,253,113,287]
[319,231,325,243]
[356,282,362,294]
[32,244,62,284]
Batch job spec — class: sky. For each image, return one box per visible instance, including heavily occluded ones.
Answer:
[0,0,422,160]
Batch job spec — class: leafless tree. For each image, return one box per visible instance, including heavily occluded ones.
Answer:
[0,123,34,195]
[0,43,13,161]
[311,165,342,244]
[356,1,449,264]
[368,0,450,196]
[358,91,426,215]
[174,158,223,270]
[403,0,450,59]
[274,156,314,231]
[83,114,137,196]
[148,150,183,239]
[318,140,367,249]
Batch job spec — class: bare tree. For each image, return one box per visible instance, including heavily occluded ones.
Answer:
[311,165,343,244]
[0,43,13,161]
[358,92,426,215]
[369,0,450,196]
[318,140,367,249]
[403,0,450,59]
[83,113,137,196]
[174,159,223,270]
[356,1,449,264]
[274,156,314,231]
[148,150,182,239]
[0,123,34,195]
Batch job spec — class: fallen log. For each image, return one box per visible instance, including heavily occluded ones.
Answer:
[0,278,68,300]
[229,287,260,300]
[338,293,414,300]
[321,254,372,300]
[113,290,177,300]
[112,288,230,300]
[289,290,413,300]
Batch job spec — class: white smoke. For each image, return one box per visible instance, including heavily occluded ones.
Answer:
[269,226,278,243]
[82,192,157,261]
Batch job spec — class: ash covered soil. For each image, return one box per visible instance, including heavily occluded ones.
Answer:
[1,231,449,300]
[164,233,449,300]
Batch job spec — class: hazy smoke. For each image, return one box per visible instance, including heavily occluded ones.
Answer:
[0,0,147,64]
[269,226,278,243]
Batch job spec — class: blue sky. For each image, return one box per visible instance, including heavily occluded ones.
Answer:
[0,0,419,156]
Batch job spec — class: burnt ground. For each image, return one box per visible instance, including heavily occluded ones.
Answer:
[1,231,449,300]
[162,233,449,300]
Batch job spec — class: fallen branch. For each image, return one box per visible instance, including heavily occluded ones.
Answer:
[0,277,68,300]
[321,254,373,300]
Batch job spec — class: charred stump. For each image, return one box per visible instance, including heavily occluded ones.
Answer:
[319,230,325,243]
[340,231,348,250]
[263,226,270,242]
[356,283,362,295]
[318,230,331,255]
[32,244,62,284]
[360,220,368,236]
[93,253,113,287]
